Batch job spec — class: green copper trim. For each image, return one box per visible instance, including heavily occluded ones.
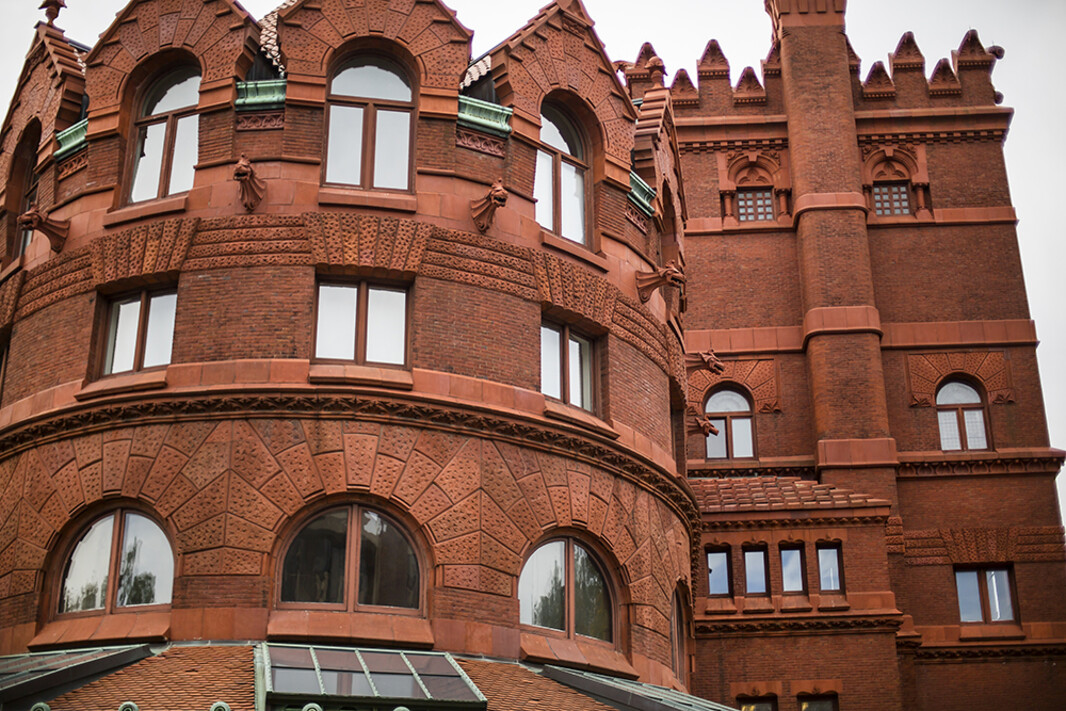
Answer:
[457,96,513,137]
[629,171,656,217]
[54,118,88,160]
[236,79,287,111]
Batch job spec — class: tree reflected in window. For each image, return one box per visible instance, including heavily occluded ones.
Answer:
[519,539,612,642]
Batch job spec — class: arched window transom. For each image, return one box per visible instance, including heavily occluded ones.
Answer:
[518,538,612,642]
[59,511,174,614]
[129,67,200,203]
[280,505,420,611]
[326,56,413,190]
[705,387,754,459]
[534,105,587,245]
[936,380,988,451]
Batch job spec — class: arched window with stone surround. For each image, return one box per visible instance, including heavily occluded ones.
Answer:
[534,104,588,245]
[862,145,930,218]
[58,510,174,615]
[5,120,41,261]
[325,55,414,190]
[704,386,755,459]
[518,537,613,642]
[129,66,201,203]
[936,379,990,451]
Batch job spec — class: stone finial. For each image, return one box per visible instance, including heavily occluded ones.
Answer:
[646,56,666,88]
[470,178,508,233]
[39,0,66,26]
[685,349,725,376]
[635,260,685,302]
[233,154,266,212]
[17,204,69,253]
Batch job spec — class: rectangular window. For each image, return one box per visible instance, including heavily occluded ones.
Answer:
[314,282,407,366]
[707,549,731,596]
[744,548,768,595]
[737,189,774,222]
[799,697,838,711]
[541,323,594,412]
[872,182,911,216]
[103,291,177,375]
[955,567,1015,623]
[817,544,843,592]
[739,700,777,711]
[780,546,805,593]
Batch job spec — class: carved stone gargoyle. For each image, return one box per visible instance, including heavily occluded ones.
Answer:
[17,204,68,253]
[636,260,685,302]
[471,178,508,233]
[686,404,719,437]
[233,154,266,212]
[685,349,725,375]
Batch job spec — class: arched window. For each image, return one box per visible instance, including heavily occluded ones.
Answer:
[518,538,612,642]
[534,105,587,245]
[670,590,687,681]
[59,511,174,614]
[280,505,420,610]
[326,56,413,190]
[936,380,989,451]
[5,121,41,260]
[705,387,754,459]
[129,67,201,203]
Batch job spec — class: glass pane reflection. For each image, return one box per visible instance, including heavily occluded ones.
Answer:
[574,544,611,641]
[60,516,113,613]
[106,298,141,375]
[818,547,841,591]
[358,510,418,608]
[281,509,348,603]
[568,333,592,410]
[116,513,173,607]
[316,285,358,360]
[332,60,411,101]
[955,570,982,622]
[707,551,730,595]
[365,288,406,364]
[273,667,321,694]
[534,150,554,230]
[145,71,200,116]
[142,293,176,369]
[560,162,585,244]
[519,540,564,630]
[326,106,364,185]
[745,549,767,595]
[167,115,198,195]
[130,122,166,203]
[986,569,1013,621]
[780,548,803,592]
[540,325,561,399]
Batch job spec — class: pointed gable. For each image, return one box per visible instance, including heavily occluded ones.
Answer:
[488,0,637,185]
[890,31,925,72]
[733,66,766,105]
[1,22,86,143]
[697,40,730,80]
[670,69,699,107]
[954,29,999,70]
[928,57,962,96]
[862,60,895,100]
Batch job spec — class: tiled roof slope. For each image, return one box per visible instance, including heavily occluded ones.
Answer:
[459,659,616,711]
[49,645,255,711]
[689,476,890,514]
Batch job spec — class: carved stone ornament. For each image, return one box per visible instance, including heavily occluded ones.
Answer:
[685,349,726,376]
[636,260,685,302]
[17,204,68,253]
[233,154,266,212]
[40,0,66,26]
[470,178,508,233]
[687,404,719,437]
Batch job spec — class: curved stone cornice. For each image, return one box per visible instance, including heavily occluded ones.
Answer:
[912,644,1066,661]
[702,513,888,531]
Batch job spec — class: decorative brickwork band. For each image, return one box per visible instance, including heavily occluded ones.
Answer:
[90,217,199,285]
[688,358,780,413]
[906,350,1013,407]
[303,213,431,274]
[0,271,25,332]
[903,526,1066,565]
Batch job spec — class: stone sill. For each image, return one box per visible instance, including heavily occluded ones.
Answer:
[540,230,610,272]
[267,610,434,647]
[29,611,170,650]
[75,369,168,401]
[102,194,188,227]
[520,631,637,679]
[958,623,1026,642]
[318,186,417,212]
[543,399,619,440]
[308,363,414,390]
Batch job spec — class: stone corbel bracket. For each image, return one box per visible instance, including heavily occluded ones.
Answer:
[471,178,508,233]
[685,349,725,376]
[636,260,685,303]
[687,404,719,437]
[233,154,266,212]
[17,204,69,253]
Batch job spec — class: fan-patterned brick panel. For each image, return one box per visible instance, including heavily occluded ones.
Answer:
[906,350,1013,407]
[688,358,780,413]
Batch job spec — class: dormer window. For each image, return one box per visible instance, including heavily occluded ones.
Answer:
[129,67,201,203]
[535,105,587,245]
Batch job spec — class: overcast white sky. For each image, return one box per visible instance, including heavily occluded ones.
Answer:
[2,0,1063,516]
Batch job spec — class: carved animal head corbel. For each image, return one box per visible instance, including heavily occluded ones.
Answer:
[684,349,726,375]
[636,260,686,302]
[471,178,508,233]
[686,404,719,437]
[233,154,266,212]
[17,204,68,253]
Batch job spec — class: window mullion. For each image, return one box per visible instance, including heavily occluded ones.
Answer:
[355,282,369,364]
[105,511,124,614]
[158,116,176,198]
[133,292,150,371]
[364,103,376,188]
[956,408,968,451]
[347,505,359,611]
[560,326,571,404]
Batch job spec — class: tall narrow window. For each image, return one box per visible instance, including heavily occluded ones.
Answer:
[670,592,686,680]
[744,547,768,596]
[326,56,413,190]
[541,323,594,412]
[519,539,612,642]
[534,106,587,245]
[707,548,731,596]
[315,282,407,365]
[705,388,754,459]
[129,67,200,203]
[280,506,420,611]
[936,380,989,451]
[103,290,177,375]
[59,511,174,614]
[17,156,39,257]
[955,566,1015,623]
[817,544,843,593]
[6,121,41,260]
[780,545,805,593]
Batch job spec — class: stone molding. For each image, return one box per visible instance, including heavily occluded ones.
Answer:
[912,644,1066,661]
[696,614,902,637]
[906,350,1013,407]
[702,513,889,531]
[896,452,1064,478]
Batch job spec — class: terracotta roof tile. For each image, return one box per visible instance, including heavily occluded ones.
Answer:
[689,476,890,514]
[49,645,255,711]
[458,659,616,711]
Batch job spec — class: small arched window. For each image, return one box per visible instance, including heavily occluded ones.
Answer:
[280,505,420,610]
[936,380,989,451]
[5,121,41,260]
[59,511,174,614]
[705,387,754,459]
[326,56,413,190]
[534,105,587,245]
[129,67,201,203]
[518,538,612,642]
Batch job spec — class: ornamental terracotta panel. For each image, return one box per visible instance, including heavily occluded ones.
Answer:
[688,357,780,413]
[906,350,1014,407]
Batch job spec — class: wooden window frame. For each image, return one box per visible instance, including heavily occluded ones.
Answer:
[706,547,732,597]
[312,280,411,367]
[127,69,201,204]
[935,379,991,452]
[954,565,1018,624]
[536,106,590,246]
[779,543,807,595]
[736,187,775,222]
[704,387,755,460]
[276,504,424,616]
[99,288,177,377]
[324,56,415,192]
[816,542,845,593]
[540,321,597,413]
[53,509,174,619]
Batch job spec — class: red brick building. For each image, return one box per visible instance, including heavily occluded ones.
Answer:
[0,1,1062,710]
